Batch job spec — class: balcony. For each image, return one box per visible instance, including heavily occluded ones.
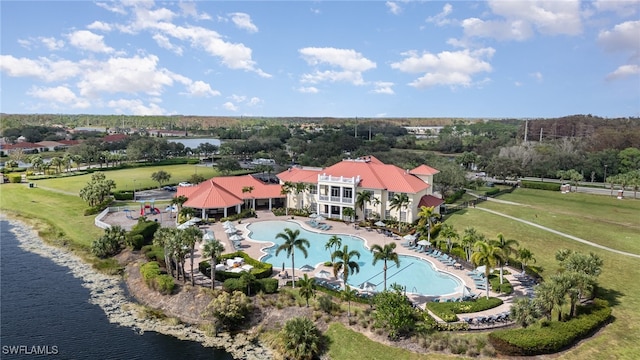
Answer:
[318,174,361,185]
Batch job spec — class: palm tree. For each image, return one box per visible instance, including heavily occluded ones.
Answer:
[324,235,342,262]
[491,233,519,284]
[370,243,400,291]
[183,226,203,286]
[332,245,361,287]
[510,297,540,328]
[275,228,310,288]
[462,227,480,261]
[297,274,316,307]
[201,239,224,289]
[293,182,308,210]
[471,240,504,299]
[276,317,322,360]
[517,248,536,273]
[50,157,63,174]
[153,227,176,277]
[439,223,459,253]
[62,153,73,173]
[389,193,410,230]
[341,287,358,317]
[280,181,294,216]
[355,190,372,221]
[417,205,435,243]
[171,195,188,222]
[342,207,355,223]
[242,185,255,210]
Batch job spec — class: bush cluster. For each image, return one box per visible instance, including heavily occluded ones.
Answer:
[489,299,611,356]
[220,208,256,222]
[484,188,501,196]
[223,277,278,294]
[8,174,22,183]
[128,220,160,249]
[520,181,561,191]
[444,189,466,204]
[141,245,165,265]
[140,261,174,295]
[112,191,134,201]
[427,297,503,322]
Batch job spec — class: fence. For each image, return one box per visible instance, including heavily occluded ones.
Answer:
[94,208,111,230]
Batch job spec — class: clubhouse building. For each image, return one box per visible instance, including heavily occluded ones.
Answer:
[177,155,443,222]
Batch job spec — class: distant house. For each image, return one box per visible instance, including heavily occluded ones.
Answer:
[0,142,40,156]
[277,155,443,222]
[149,129,187,137]
[35,141,68,152]
[72,126,107,133]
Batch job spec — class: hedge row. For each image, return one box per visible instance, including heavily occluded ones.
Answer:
[427,297,504,322]
[444,189,466,204]
[488,299,612,356]
[128,220,160,250]
[140,261,175,295]
[520,181,561,191]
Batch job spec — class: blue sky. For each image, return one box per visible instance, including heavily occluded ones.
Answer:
[1,1,639,118]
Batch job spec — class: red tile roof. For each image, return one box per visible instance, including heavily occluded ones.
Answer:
[418,195,444,208]
[410,164,440,176]
[177,175,284,209]
[277,155,435,193]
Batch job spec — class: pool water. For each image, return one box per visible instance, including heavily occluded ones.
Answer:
[246,220,461,296]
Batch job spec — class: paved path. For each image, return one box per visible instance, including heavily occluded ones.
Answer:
[476,207,640,259]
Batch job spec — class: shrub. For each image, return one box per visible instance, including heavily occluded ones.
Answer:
[520,181,561,191]
[140,261,161,286]
[318,294,335,314]
[8,174,22,183]
[444,189,466,204]
[257,278,278,294]
[127,234,145,250]
[141,245,165,265]
[427,297,503,322]
[485,188,501,196]
[155,274,175,295]
[129,220,160,247]
[113,191,134,201]
[223,278,244,293]
[489,299,611,356]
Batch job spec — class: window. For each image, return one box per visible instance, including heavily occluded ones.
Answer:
[365,208,372,218]
[399,211,407,222]
[309,185,317,194]
[387,191,395,201]
[331,187,340,197]
[343,187,353,199]
[384,210,391,219]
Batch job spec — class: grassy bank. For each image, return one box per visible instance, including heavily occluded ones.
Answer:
[445,190,640,359]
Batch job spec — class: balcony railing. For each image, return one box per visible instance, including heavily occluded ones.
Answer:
[318,174,361,185]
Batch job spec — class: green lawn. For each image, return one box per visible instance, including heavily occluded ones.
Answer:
[478,189,640,254]
[445,190,640,359]
[31,164,224,194]
[0,183,103,248]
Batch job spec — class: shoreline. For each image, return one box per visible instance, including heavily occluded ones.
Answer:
[0,213,272,360]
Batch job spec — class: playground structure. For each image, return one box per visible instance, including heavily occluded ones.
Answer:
[139,200,161,216]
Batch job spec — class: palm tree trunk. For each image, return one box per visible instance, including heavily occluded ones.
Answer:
[211,256,216,290]
[383,263,387,291]
[291,253,296,288]
[190,248,195,286]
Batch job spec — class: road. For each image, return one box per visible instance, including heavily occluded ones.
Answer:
[519,177,626,197]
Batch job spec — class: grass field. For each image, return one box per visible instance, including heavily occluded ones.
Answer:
[445,190,640,359]
[31,164,224,194]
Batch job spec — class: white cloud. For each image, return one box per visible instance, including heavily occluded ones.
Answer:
[108,98,166,115]
[391,48,494,88]
[426,3,453,26]
[0,55,81,82]
[185,81,220,97]
[230,94,246,103]
[229,12,258,33]
[40,37,65,51]
[594,0,640,16]
[606,64,640,81]
[27,86,90,108]
[67,30,114,53]
[95,2,127,15]
[76,55,174,97]
[299,47,376,86]
[530,71,543,82]
[248,97,262,106]
[598,20,640,80]
[223,101,238,111]
[87,21,113,32]
[463,0,582,41]
[371,81,395,94]
[179,2,211,20]
[152,34,183,55]
[297,86,319,93]
[386,2,402,15]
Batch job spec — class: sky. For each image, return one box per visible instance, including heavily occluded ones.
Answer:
[1,1,639,118]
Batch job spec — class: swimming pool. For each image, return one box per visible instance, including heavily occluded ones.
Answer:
[246,220,462,296]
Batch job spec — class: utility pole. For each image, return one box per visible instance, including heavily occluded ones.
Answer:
[354,117,358,138]
[540,127,543,142]
[524,119,528,142]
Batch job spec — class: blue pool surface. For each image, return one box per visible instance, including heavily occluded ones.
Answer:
[246,220,461,296]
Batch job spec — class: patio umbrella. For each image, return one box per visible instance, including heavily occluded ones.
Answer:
[417,240,431,246]
[300,264,315,272]
[359,281,377,292]
[315,215,325,222]
[456,285,472,298]
[225,227,237,234]
[223,221,233,228]
[316,270,331,279]
[374,221,386,227]
[177,222,191,230]
[223,222,235,229]
[229,234,244,241]
[475,265,487,274]
[190,217,202,223]
[403,234,416,241]
[309,213,318,218]
[202,231,215,241]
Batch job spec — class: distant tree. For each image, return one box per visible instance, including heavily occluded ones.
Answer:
[324,235,342,263]
[517,247,536,273]
[297,274,316,307]
[204,291,252,330]
[341,287,358,317]
[372,287,416,339]
[201,239,224,290]
[275,228,310,288]
[79,172,116,207]
[151,170,171,188]
[371,243,400,291]
[510,297,540,328]
[332,245,361,287]
[91,225,126,258]
[471,240,504,299]
[491,233,519,284]
[342,207,355,222]
[217,157,240,175]
[355,190,372,221]
[275,317,323,360]
[187,173,207,184]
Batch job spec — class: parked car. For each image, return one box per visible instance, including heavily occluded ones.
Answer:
[178,182,192,187]
[163,186,177,192]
